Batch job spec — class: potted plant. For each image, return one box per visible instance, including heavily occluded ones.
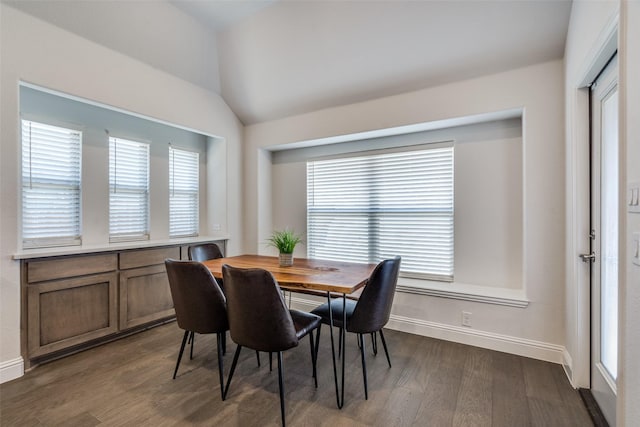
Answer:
[266,228,303,267]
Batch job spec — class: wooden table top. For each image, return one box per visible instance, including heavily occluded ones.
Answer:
[202,254,376,294]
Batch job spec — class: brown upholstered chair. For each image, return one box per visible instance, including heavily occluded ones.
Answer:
[188,243,224,262]
[222,265,321,427]
[165,259,228,399]
[311,256,401,399]
[186,243,225,356]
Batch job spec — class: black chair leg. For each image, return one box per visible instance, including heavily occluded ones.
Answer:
[256,351,261,367]
[223,345,243,400]
[309,330,317,388]
[190,331,195,360]
[173,330,189,379]
[222,332,227,355]
[379,329,392,368]
[269,352,273,372]
[216,333,225,400]
[359,333,368,400]
[314,324,322,363]
[338,327,343,357]
[371,332,378,356]
[277,351,286,427]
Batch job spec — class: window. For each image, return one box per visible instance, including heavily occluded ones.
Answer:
[21,120,82,248]
[109,137,149,242]
[307,145,454,281]
[169,146,199,237]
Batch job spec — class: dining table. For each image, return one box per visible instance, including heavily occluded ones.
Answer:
[202,254,377,409]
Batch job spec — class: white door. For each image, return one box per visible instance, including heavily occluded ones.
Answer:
[588,55,618,426]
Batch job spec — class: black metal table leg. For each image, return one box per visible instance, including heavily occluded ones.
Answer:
[326,291,342,408]
[341,294,346,407]
[326,291,348,409]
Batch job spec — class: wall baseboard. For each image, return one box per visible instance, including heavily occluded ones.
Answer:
[563,347,575,387]
[290,296,566,365]
[0,357,24,384]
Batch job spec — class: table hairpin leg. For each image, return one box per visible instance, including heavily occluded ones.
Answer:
[327,291,348,409]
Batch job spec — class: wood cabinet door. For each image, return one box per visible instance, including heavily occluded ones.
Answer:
[119,265,175,330]
[27,272,118,358]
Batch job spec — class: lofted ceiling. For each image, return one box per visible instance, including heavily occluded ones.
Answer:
[209,0,573,125]
[5,0,572,126]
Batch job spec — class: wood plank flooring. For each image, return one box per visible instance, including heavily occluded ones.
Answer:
[0,323,593,426]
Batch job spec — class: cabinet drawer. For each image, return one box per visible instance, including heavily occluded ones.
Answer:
[27,254,117,283]
[119,247,179,270]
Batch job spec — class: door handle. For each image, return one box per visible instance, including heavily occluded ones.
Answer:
[579,252,595,263]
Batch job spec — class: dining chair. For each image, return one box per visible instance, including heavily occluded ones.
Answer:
[187,242,225,357]
[222,264,321,427]
[164,259,228,400]
[188,242,224,262]
[310,256,401,400]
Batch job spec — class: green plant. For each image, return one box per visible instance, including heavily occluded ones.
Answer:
[266,229,303,254]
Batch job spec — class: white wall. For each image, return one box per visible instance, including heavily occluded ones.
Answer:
[5,0,222,94]
[245,60,566,362]
[0,4,244,382]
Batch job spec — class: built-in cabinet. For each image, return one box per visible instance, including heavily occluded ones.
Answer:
[118,247,179,330]
[21,240,225,368]
[24,254,119,360]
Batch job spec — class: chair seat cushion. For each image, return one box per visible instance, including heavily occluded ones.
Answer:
[310,298,357,330]
[289,309,322,340]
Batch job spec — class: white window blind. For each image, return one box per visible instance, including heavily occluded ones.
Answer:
[109,137,149,242]
[169,146,199,237]
[307,145,454,281]
[21,120,82,248]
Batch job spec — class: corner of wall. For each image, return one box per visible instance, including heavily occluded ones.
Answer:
[0,357,24,384]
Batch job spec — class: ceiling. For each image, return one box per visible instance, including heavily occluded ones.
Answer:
[5,0,573,126]
[169,0,276,31]
[209,0,573,125]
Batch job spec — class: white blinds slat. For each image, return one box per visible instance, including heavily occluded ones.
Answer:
[169,147,199,238]
[21,120,81,248]
[109,137,149,242]
[307,146,454,281]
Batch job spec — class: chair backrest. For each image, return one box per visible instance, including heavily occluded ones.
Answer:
[188,243,224,262]
[165,259,228,334]
[348,256,401,334]
[222,265,299,353]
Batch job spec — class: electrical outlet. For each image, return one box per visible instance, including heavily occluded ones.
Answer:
[462,311,472,327]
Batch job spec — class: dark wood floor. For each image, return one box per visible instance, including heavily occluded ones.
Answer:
[1,323,592,426]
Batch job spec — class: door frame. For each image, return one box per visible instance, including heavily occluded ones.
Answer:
[589,55,619,425]
[567,13,618,390]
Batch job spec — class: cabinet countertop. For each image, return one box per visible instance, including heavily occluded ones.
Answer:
[13,236,229,260]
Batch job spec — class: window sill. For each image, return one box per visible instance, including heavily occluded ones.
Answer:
[396,277,529,308]
[13,235,229,260]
